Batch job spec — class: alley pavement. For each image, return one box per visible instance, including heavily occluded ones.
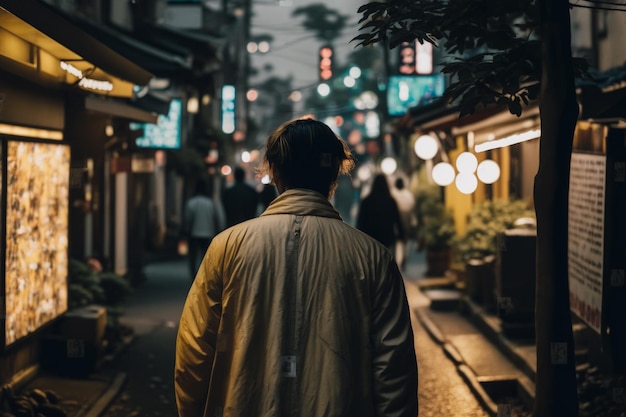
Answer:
[11,247,538,417]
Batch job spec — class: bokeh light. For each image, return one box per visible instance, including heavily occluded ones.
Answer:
[456,152,478,173]
[477,160,501,184]
[380,157,397,175]
[414,134,438,160]
[455,172,478,194]
[432,162,455,186]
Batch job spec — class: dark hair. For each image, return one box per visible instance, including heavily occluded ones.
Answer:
[370,174,392,199]
[260,118,355,197]
[194,179,211,196]
[234,167,246,182]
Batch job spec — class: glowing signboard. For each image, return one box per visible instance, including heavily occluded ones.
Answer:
[386,75,446,116]
[132,98,182,149]
[222,85,236,134]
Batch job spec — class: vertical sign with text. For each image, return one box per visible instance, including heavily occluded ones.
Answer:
[568,152,606,333]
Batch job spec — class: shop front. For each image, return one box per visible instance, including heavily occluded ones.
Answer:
[0,0,153,387]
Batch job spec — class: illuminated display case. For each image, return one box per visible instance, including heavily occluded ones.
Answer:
[2,141,70,347]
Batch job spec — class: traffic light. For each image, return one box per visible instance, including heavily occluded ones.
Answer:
[319,46,333,81]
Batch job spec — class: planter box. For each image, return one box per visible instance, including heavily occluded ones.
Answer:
[496,229,536,339]
[40,305,107,377]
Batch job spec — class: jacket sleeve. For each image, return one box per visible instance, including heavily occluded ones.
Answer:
[370,261,418,417]
[175,252,223,417]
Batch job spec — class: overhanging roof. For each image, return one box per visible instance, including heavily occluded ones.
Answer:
[64,16,194,76]
[0,0,153,87]
[396,98,506,135]
[84,96,158,124]
[129,22,223,76]
[578,66,626,123]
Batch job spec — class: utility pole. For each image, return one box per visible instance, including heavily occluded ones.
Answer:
[238,0,251,141]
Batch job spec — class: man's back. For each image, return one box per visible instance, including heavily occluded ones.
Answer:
[176,118,417,417]
[222,181,259,227]
[176,189,417,417]
[184,194,219,238]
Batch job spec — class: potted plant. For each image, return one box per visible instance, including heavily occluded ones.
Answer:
[415,187,456,276]
[453,199,535,308]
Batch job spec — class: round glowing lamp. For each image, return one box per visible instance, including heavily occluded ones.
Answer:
[456,152,478,173]
[413,134,438,160]
[432,162,455,186]
[455,172,478,194]
[477,160,501,184]
[381,157,397,175]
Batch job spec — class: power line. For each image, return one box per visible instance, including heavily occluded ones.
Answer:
[576,0,626,6]
[569,1,626,11]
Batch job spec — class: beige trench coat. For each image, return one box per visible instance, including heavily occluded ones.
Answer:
[175,189,418,417]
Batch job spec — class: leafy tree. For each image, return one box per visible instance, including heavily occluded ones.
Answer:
[291,3,350,45]
[354,0,594,415]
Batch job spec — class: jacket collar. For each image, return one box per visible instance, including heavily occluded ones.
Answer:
[261,189,342,220]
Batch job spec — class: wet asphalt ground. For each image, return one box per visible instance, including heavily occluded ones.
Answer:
[98,248,489,417]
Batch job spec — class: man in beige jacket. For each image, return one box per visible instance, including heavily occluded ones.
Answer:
[175,118,418,417]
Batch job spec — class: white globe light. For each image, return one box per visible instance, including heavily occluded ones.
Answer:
[381,157,397,175]
[477,160,501,184]
[414,134,438,160]
[456,152,478,173]
[432,162,455,186]
[455,172,478,194]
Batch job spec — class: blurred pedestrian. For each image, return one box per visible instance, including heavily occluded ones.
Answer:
[222,166,259,227]
[258,183,278,210]
[175,118,417,417]
[391,176,418,270]
[182,179,225,279]
[356,173,405,254]
[333,174,356,225]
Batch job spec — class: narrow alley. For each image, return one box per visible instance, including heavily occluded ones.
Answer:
[95,249,489,417]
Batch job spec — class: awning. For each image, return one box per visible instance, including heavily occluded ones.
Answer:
[579,84,626,122]
[84,96,159,124]
[131,23,223,76]
[0,0,154,97]
[63,16,194,76]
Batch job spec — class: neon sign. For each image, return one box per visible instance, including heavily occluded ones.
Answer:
[60,61,113,92]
